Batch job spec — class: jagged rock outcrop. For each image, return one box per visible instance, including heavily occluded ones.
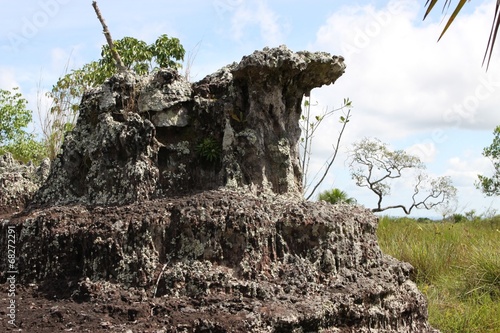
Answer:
[0,153,50,215]
[1,190,437,332]
[31,46,346,207]
[0,46,439,332]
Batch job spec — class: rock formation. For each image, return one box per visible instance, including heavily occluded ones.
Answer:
[0,153,50,215]
[0,46,439,332]
[31,46,345,207]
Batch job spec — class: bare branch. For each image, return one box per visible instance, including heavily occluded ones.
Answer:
[306,108,352,200]
[350,138,457,215]
[92,1,125,71]
[300,97,352,199]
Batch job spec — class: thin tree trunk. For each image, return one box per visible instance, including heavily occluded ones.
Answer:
[92,1,125,71]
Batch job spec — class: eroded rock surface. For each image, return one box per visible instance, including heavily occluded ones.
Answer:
[0,153,50,215]
[0,46,439,332]
[1,190,437,332]
[31,45,346,207]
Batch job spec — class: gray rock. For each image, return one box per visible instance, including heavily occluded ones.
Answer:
[0,46,439,332]
[137,70,192,112]
[30,45,345,207]
[151,106,189,127]
[0,190,438,332]
[0,153,50,215]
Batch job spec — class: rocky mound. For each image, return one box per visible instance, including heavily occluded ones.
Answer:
[0,46,439,332]
[0,153,50,215]
[31,46,346,207]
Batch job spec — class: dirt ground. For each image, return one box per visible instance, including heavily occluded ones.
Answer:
[0,281,235,333]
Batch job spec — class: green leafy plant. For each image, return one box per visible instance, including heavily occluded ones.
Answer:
[0,136,47,164]
[42,34,185,159]
[229,109,246,123]
[300,96,352,200]
[476,125,499,196]
[0,88,31,143]
[0,88,47,163]
[196,137,220,163]
[318,188,356,205]
[98,34,185,78]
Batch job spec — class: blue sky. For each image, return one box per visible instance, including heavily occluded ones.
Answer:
[1,0,499,218]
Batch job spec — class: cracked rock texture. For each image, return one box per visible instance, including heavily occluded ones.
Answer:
[0,153,50,215]
[30,45,346,207]
[0,46,439,332]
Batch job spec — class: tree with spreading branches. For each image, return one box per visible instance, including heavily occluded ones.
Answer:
[0,88,46,163]
[349,138,457,215]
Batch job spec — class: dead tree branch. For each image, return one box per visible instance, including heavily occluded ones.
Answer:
[92,1,125,71]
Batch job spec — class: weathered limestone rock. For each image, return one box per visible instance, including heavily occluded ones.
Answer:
[0,46,439,332]
[0,153,50,215]
[31,45,346,207]
[1,190,438,332]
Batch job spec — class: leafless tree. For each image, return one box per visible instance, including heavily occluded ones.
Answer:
[349,138,457,215]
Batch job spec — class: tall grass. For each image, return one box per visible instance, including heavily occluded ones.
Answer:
[377,216,500,333]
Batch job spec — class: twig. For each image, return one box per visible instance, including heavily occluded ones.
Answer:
[91,1,125,71]
[306,108,352,200]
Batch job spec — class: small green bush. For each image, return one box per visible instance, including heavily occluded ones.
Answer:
[195,137,220,164]
[0,135,48,164]
[452,213,466,223]
[461,245,500,300]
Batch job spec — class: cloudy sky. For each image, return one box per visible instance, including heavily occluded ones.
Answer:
[1,0,499,218]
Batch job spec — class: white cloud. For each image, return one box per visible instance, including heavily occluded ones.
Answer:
[441,153,499,214]
[310,0,500,141]
[0,67,19,90]
[229,0,287,46]
[445,154,493,187]
[406,141,438,163]
[300,0,500,217]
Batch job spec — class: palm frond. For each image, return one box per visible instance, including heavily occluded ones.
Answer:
[424,0,500,69]
[437,0,468,41]
[483,0,500,69]
[423,0,439,20]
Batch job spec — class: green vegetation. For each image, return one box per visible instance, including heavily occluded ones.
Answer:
[43,34,185,159]
[0,35,186,164]
[477,125,500,196]
[377,215,500,333]
[300,97,352,200]
[0,88,47,163]
[0,33,187,165]
[318,188,356,205]
[349,138,457,214]
[196,137,220,164]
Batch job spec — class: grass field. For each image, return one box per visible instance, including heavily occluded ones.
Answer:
[377,215,500,333]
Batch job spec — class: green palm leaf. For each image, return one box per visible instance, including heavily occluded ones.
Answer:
[437,0,468,41]
[424,0,500,69]
[483,0,500,69]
